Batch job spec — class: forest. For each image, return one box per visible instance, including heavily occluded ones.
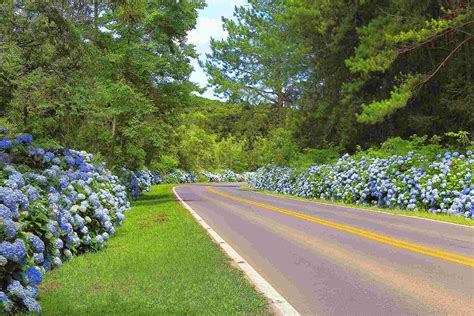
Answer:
[1,0,472,172]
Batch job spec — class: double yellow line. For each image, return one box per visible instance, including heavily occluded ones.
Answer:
[206,186,474,267]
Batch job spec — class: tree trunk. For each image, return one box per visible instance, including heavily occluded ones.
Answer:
[111,116,117,155]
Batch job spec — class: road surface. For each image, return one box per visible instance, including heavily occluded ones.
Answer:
[174,183,474,315]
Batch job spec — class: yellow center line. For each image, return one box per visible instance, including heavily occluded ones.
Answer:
[206,186,474,267]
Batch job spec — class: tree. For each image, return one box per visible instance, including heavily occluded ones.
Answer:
[203,0,311,124]
[345,1,474,125]
[286,0,474,150]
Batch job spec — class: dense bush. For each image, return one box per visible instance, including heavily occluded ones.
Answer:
[160,170,199,184]
[200,170,252,182]
[119,169,153,200]
[0,132,130,313]
[249,152,474,217]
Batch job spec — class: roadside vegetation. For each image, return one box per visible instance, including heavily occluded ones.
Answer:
[248,150,473,220]
[39,185,268,315]
[242,187,474,226]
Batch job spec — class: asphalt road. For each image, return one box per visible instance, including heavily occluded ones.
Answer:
[174,183,474,315]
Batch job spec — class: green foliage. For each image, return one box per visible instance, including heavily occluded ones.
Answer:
[203,0,311,124]
[292,147,341,167]
[353,133,474,160]
[344,2,474,125]
[214,136,247,172]
[444,131,473,149]
[151,155,179,174]
[260,128,299,166]
[0,0,205,168]
[359,136,437,159]
[357,75,420,124]
[345,16,399,75]
[174,124,216,171]
[235,0,474,151]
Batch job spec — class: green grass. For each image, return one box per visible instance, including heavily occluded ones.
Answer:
[241,186,473,226]
[39,184,269,315]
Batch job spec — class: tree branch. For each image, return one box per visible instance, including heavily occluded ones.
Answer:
[397,20,474,55]
[416,35,473,87]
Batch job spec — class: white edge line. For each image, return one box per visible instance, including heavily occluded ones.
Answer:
[244,187,472,228]
[172,186,300,316]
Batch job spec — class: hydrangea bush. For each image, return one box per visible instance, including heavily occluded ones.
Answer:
[249,152,474,217]
[119,168,153,200]
[201,170,253,182]
[0,132,130,313]
[159,169,198,184]
[119,168,252,201]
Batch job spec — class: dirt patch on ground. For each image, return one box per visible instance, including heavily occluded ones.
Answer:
[89,282,103,294]
[40,282,64,294]
[137,213,168,228]
[88,280,132,295]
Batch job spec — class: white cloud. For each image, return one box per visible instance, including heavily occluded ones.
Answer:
[187,0,249,100]
[187,16,227,99]
[206,0,247,6]
[187,16,226,49]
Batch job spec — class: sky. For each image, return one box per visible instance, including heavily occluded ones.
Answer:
[187,0,248,100]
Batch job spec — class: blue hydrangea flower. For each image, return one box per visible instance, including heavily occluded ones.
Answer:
[42,258,51,271]
[33,252,44,264]
[64,155,75,167]
[14,134,33,145]
[27,235,45,253]
[0,204,12,219]
[24,285,38,298]
[33,147,45,157]
[26,267,42,285]
[9,172,25,188]
[95,235,104,245]
[0,241,15,260]
[7,280,26,299]
[0,139,12,150]
[53,239,63,249]
[44,152,55,163]
[0,290,13,312]
[52,257,62,268]
[23,296,41,313]
[25,185,39,202]
[1,218,17,239]
[12,239,27,262]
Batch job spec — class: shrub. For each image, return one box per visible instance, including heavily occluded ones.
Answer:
[119,169,152,200]
[249,151,474,217]
[0,131,130,313]
[200,170,251,182]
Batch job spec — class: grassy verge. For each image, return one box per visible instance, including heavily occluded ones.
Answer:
[241,186,473,226]
[39,184,268,315]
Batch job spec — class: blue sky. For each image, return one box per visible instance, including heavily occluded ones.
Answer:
[188,0,248,100]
